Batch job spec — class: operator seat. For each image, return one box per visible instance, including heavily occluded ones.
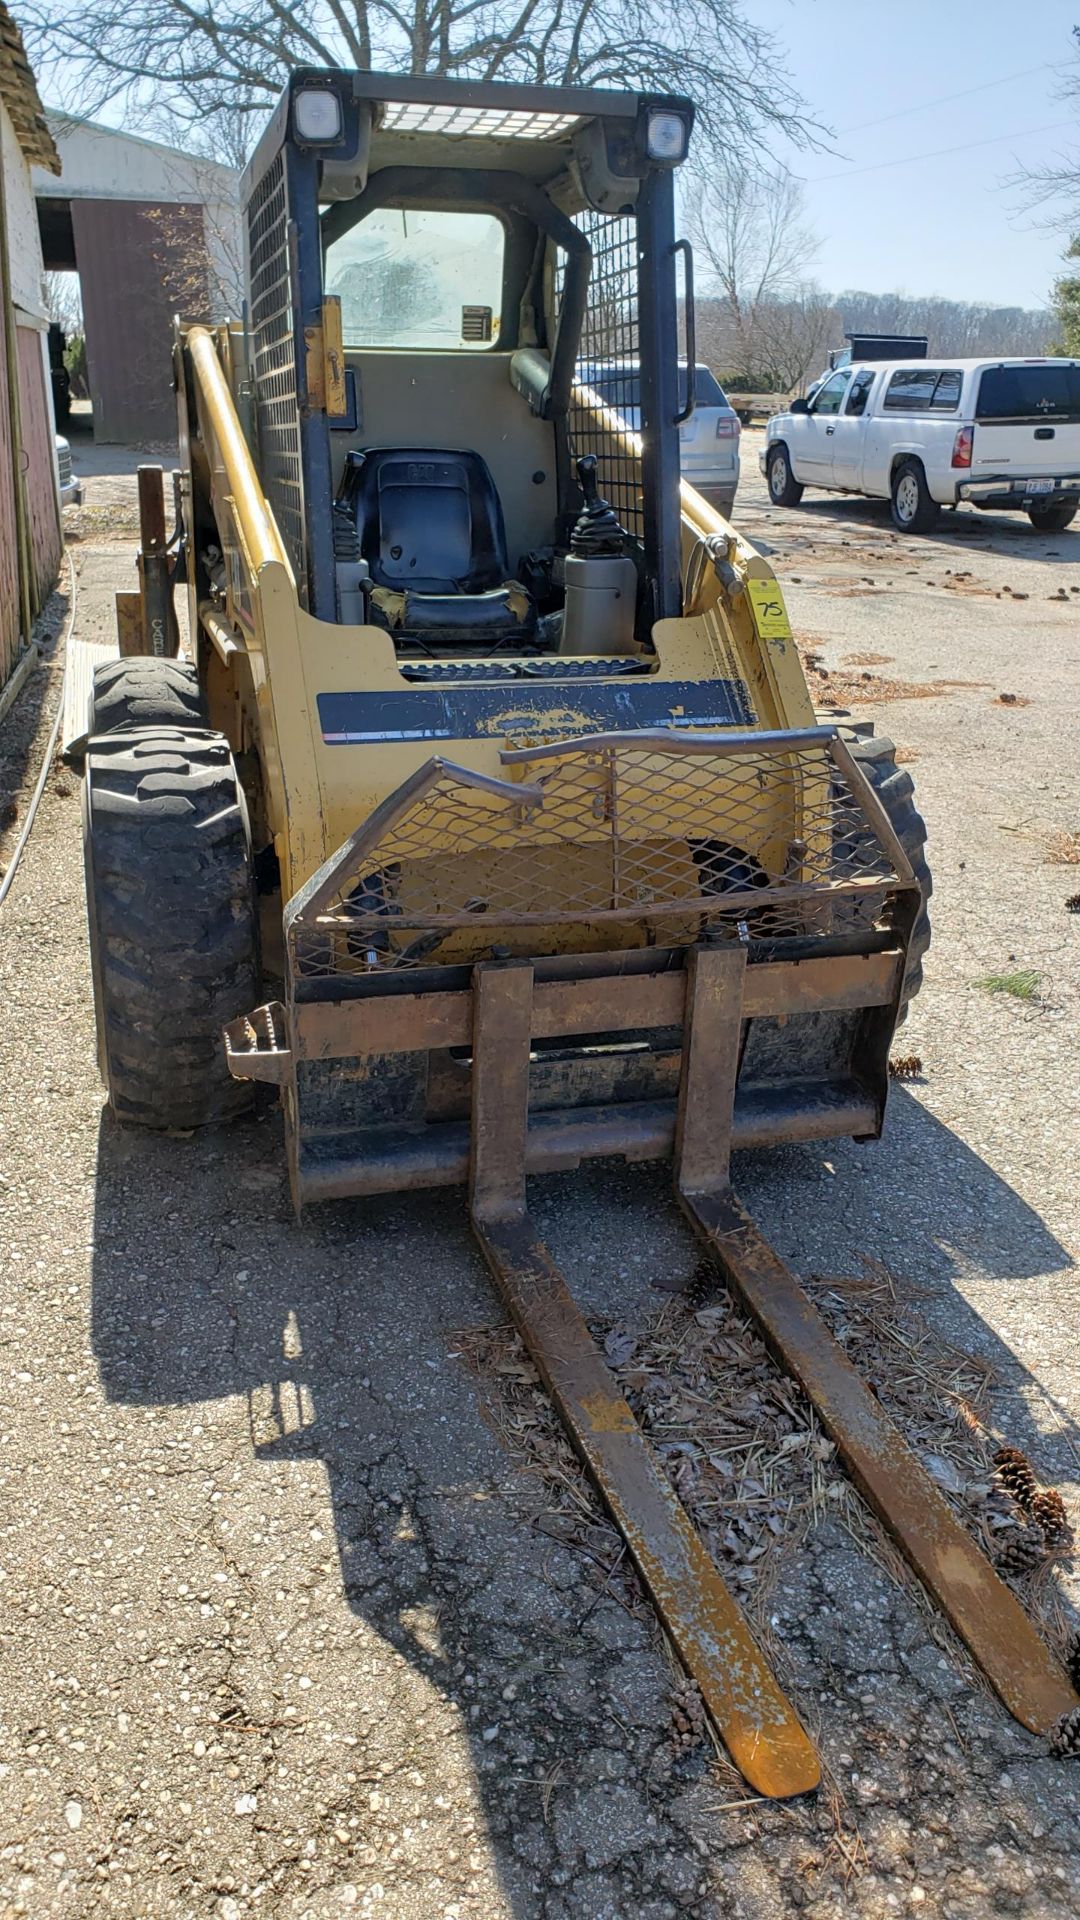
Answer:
[337,448,536,644]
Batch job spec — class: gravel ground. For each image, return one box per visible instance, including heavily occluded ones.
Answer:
[1,443,1078,1919]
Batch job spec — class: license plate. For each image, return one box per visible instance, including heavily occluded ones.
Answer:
[1025,478,1054,494]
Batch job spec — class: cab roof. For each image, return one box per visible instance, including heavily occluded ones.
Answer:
[244,66,694,201]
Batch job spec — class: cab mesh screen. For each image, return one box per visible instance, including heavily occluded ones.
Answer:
[558,212,644,540]
[247,152,305,592]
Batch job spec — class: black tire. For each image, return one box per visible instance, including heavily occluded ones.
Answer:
[767,444,804,507]
[850,733,932,1016]
[84,727,258,1128]
[1027,502,1076,533]
[92,657,206,736]
[890,459,939,534]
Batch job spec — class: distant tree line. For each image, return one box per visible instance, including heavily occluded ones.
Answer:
[833,291,1054,361]
[694,287,1055,397]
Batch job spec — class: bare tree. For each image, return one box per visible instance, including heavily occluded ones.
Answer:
[43,270,84,336]
[24,0,825,163]
[835,290,1053,358]
[753,284,839,393]
[683,154,821,386]
[1007,25,1080,232]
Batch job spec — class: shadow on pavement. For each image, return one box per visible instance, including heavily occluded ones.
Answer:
[758,493,1080,565]
[88,1085,1078,1911]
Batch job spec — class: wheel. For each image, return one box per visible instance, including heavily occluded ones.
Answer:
[767,445,804,507]
[849,733,932,1017]
[83,727,258,1128]
[890,459,939,534]
[1027,501,1076,533]
[92,657,206,735]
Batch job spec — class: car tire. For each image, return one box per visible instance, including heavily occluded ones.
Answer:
[766,445,803,507]
[83,727,258,1128]
[890,459,939,534]
[1027,501,1076,533]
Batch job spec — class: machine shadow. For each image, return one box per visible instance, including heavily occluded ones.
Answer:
[775,494,1080,564]
[89,1084,1078,1906]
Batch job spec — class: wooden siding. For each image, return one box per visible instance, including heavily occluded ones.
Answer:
[16,324,60,611]
[0,289,19,686]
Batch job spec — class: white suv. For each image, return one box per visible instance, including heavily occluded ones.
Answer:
[761,357,1080,534]
[581,361,741,517]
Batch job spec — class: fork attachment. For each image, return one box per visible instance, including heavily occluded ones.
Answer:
[469,959,821,1800]
[672,944,1079,1739]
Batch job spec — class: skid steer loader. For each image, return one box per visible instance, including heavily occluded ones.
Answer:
[77,67,1077,1795]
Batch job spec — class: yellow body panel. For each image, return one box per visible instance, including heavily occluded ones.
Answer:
[181,325,819,905]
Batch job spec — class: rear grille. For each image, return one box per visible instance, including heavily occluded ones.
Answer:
[247,153,305,593]
[399,658,652,683]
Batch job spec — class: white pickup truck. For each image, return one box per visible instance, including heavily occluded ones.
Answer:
[761,357,1080,535]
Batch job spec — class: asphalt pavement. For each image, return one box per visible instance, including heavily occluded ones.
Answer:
[0,444,1078,1919]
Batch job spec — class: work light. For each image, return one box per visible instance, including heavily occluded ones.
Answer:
[645,109,689,163]
[294,88,344,143]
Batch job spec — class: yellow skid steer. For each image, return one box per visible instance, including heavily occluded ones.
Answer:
[76,67,1077,1794]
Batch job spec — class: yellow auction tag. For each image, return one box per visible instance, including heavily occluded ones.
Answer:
[747,578,793,640]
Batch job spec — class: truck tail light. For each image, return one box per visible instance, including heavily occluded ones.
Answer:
[716,417,738,439]
[951,426,973,469]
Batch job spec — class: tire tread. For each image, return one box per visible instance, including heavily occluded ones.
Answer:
[851,733,932,1014]
[84,727,257,1128]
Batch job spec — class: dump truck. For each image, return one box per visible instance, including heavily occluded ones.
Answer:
[74,67,1078,1796]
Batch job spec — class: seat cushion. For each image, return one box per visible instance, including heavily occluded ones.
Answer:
[340,447,511,594]
[372,582,536,646]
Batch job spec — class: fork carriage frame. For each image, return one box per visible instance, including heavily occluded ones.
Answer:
[228,723,925,1208]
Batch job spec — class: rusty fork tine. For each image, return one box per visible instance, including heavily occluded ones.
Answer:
[673,950,1079,1736]
[468,960,820,1800]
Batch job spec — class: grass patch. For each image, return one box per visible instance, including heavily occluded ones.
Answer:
[1046,830,1080,866]
[973,969,1042,1001]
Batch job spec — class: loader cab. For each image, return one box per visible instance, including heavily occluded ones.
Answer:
[239,69,695,652]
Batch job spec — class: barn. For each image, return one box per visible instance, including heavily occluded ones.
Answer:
[34,114,242,446]
[0,1,62,698]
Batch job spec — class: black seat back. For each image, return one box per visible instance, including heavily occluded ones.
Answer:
[339,448,510,595]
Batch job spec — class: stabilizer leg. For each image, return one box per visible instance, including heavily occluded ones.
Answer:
[468,959,820,1800]
[675,945,1079,1736]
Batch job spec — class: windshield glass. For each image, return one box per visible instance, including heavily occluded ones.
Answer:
[326,208,505,349]
[585,369,641,409]
[582,366,728,411]
[976,363,1080,422]
[693,367,727,407]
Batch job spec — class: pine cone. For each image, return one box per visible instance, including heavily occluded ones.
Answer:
[1065,1629,1080,1694]
[1030,1488,1069,1543]
[995,1526,1046,1575]
[1048,1707,1080,1758]
[993,1445,1038,1511]
[683,1261,717,1311]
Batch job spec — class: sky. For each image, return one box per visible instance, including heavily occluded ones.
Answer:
[747,0,1079,309]
[40,0,1079,313]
